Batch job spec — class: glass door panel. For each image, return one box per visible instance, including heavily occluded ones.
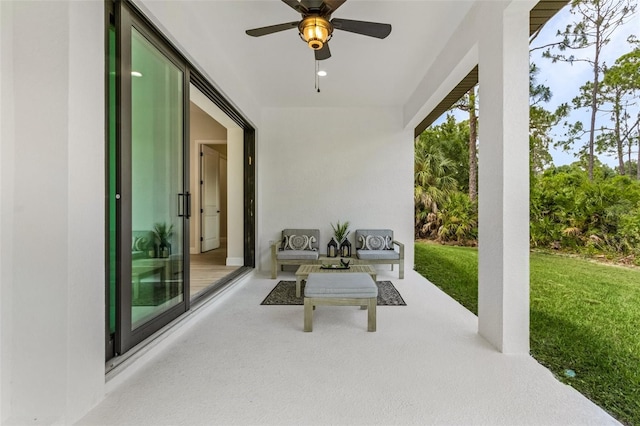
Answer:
[130,27,185,330]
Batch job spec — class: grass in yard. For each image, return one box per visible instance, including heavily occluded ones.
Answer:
[415,242,640,425]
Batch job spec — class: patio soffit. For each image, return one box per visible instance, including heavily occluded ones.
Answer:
[136,0,567,114]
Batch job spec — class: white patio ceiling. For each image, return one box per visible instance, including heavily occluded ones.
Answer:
[138,0,566,121]
[138,0,476,109]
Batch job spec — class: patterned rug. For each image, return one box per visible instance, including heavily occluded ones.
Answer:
[261,280,406,306]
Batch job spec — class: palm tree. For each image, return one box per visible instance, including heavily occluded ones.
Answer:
[414,136,458,238]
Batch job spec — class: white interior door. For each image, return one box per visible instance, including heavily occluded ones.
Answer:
[201,145,220,252]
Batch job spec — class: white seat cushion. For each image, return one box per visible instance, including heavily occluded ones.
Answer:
[356,249,399,260]
[305,273,378,298]
[276,250,319,261]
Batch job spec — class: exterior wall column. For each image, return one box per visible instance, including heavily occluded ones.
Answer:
[1,1,105,423]
[477,1,531,353]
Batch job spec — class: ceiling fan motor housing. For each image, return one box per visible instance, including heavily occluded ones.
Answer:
[299,15,333,50]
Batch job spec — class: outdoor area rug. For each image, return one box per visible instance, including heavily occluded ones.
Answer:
[261,280,406,306]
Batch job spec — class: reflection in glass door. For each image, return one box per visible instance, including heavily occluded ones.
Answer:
[112,2,190,355]
[129,27,186,330]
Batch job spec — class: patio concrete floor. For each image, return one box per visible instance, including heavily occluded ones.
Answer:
[78,269,619,425]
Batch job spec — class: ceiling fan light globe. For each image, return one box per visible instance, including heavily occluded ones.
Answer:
[299,16,332,50]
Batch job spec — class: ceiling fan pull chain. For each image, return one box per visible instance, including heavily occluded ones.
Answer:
[315,60,321,93]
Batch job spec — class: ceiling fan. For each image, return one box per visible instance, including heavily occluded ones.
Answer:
[245,0,392,60]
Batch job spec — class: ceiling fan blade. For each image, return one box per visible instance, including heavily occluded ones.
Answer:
[245,21,299,37]
[315,43,331,60]
[281,0,308,14]
[321,0,347,15]
[331,18,392,39]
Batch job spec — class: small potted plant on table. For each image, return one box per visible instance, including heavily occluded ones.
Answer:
[153,222,174,258]
[331,220,351,257]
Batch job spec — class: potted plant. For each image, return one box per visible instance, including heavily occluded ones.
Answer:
[331,220,350,248]
[153,222,174,258]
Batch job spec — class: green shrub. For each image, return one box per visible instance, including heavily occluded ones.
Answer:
[436,192,477,244]
[529,164,640,258]
[418,160,640,260]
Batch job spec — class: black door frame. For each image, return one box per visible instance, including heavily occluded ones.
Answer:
[105,0,256,360]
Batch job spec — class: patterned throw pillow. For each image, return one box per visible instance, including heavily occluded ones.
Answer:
[359,234,393,250]
[284,234,317,251]
[132,236,147,251]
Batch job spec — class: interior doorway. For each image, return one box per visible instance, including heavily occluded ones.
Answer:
[201,145,221,252]
[188,96,240,298]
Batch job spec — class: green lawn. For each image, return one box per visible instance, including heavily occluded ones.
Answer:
[415,242,640,425]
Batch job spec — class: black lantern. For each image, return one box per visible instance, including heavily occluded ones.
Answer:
[339,238,352,257]
[327,237,338,257]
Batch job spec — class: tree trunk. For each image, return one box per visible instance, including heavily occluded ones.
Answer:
[587,14,602,181]
[615,90,624,175]
[588,63,599,180]
[468,88,478,202]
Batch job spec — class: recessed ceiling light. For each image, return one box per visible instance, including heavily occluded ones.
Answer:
[317,70,327,77]
[131,71,143,77]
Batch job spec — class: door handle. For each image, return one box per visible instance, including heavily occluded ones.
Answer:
[177,193,185,217]
[178,193,191,218]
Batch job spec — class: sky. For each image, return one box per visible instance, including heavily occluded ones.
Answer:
[432,1,639,168]
[530,1,639,167]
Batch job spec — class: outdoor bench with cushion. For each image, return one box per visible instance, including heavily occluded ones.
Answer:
[271,228,320,279]
[355,229,404,279]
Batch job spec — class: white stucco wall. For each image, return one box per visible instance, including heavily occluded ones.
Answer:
[0,1,105,423]
[257,107,415,274]
[0,2,14,422]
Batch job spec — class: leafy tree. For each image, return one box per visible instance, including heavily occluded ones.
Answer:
[416,115,470,189]
[601,48,640,177]
[593,81,631,175]
[543,0,637,180]
[529,62,569,174]
[569,79,628,172]
[571,47,640,177]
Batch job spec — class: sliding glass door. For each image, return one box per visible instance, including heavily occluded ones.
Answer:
[106,0,256,359]
[129,27,186,329]
[113,2,190,354]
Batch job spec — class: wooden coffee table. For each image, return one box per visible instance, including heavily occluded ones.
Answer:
[295,264,377,298]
